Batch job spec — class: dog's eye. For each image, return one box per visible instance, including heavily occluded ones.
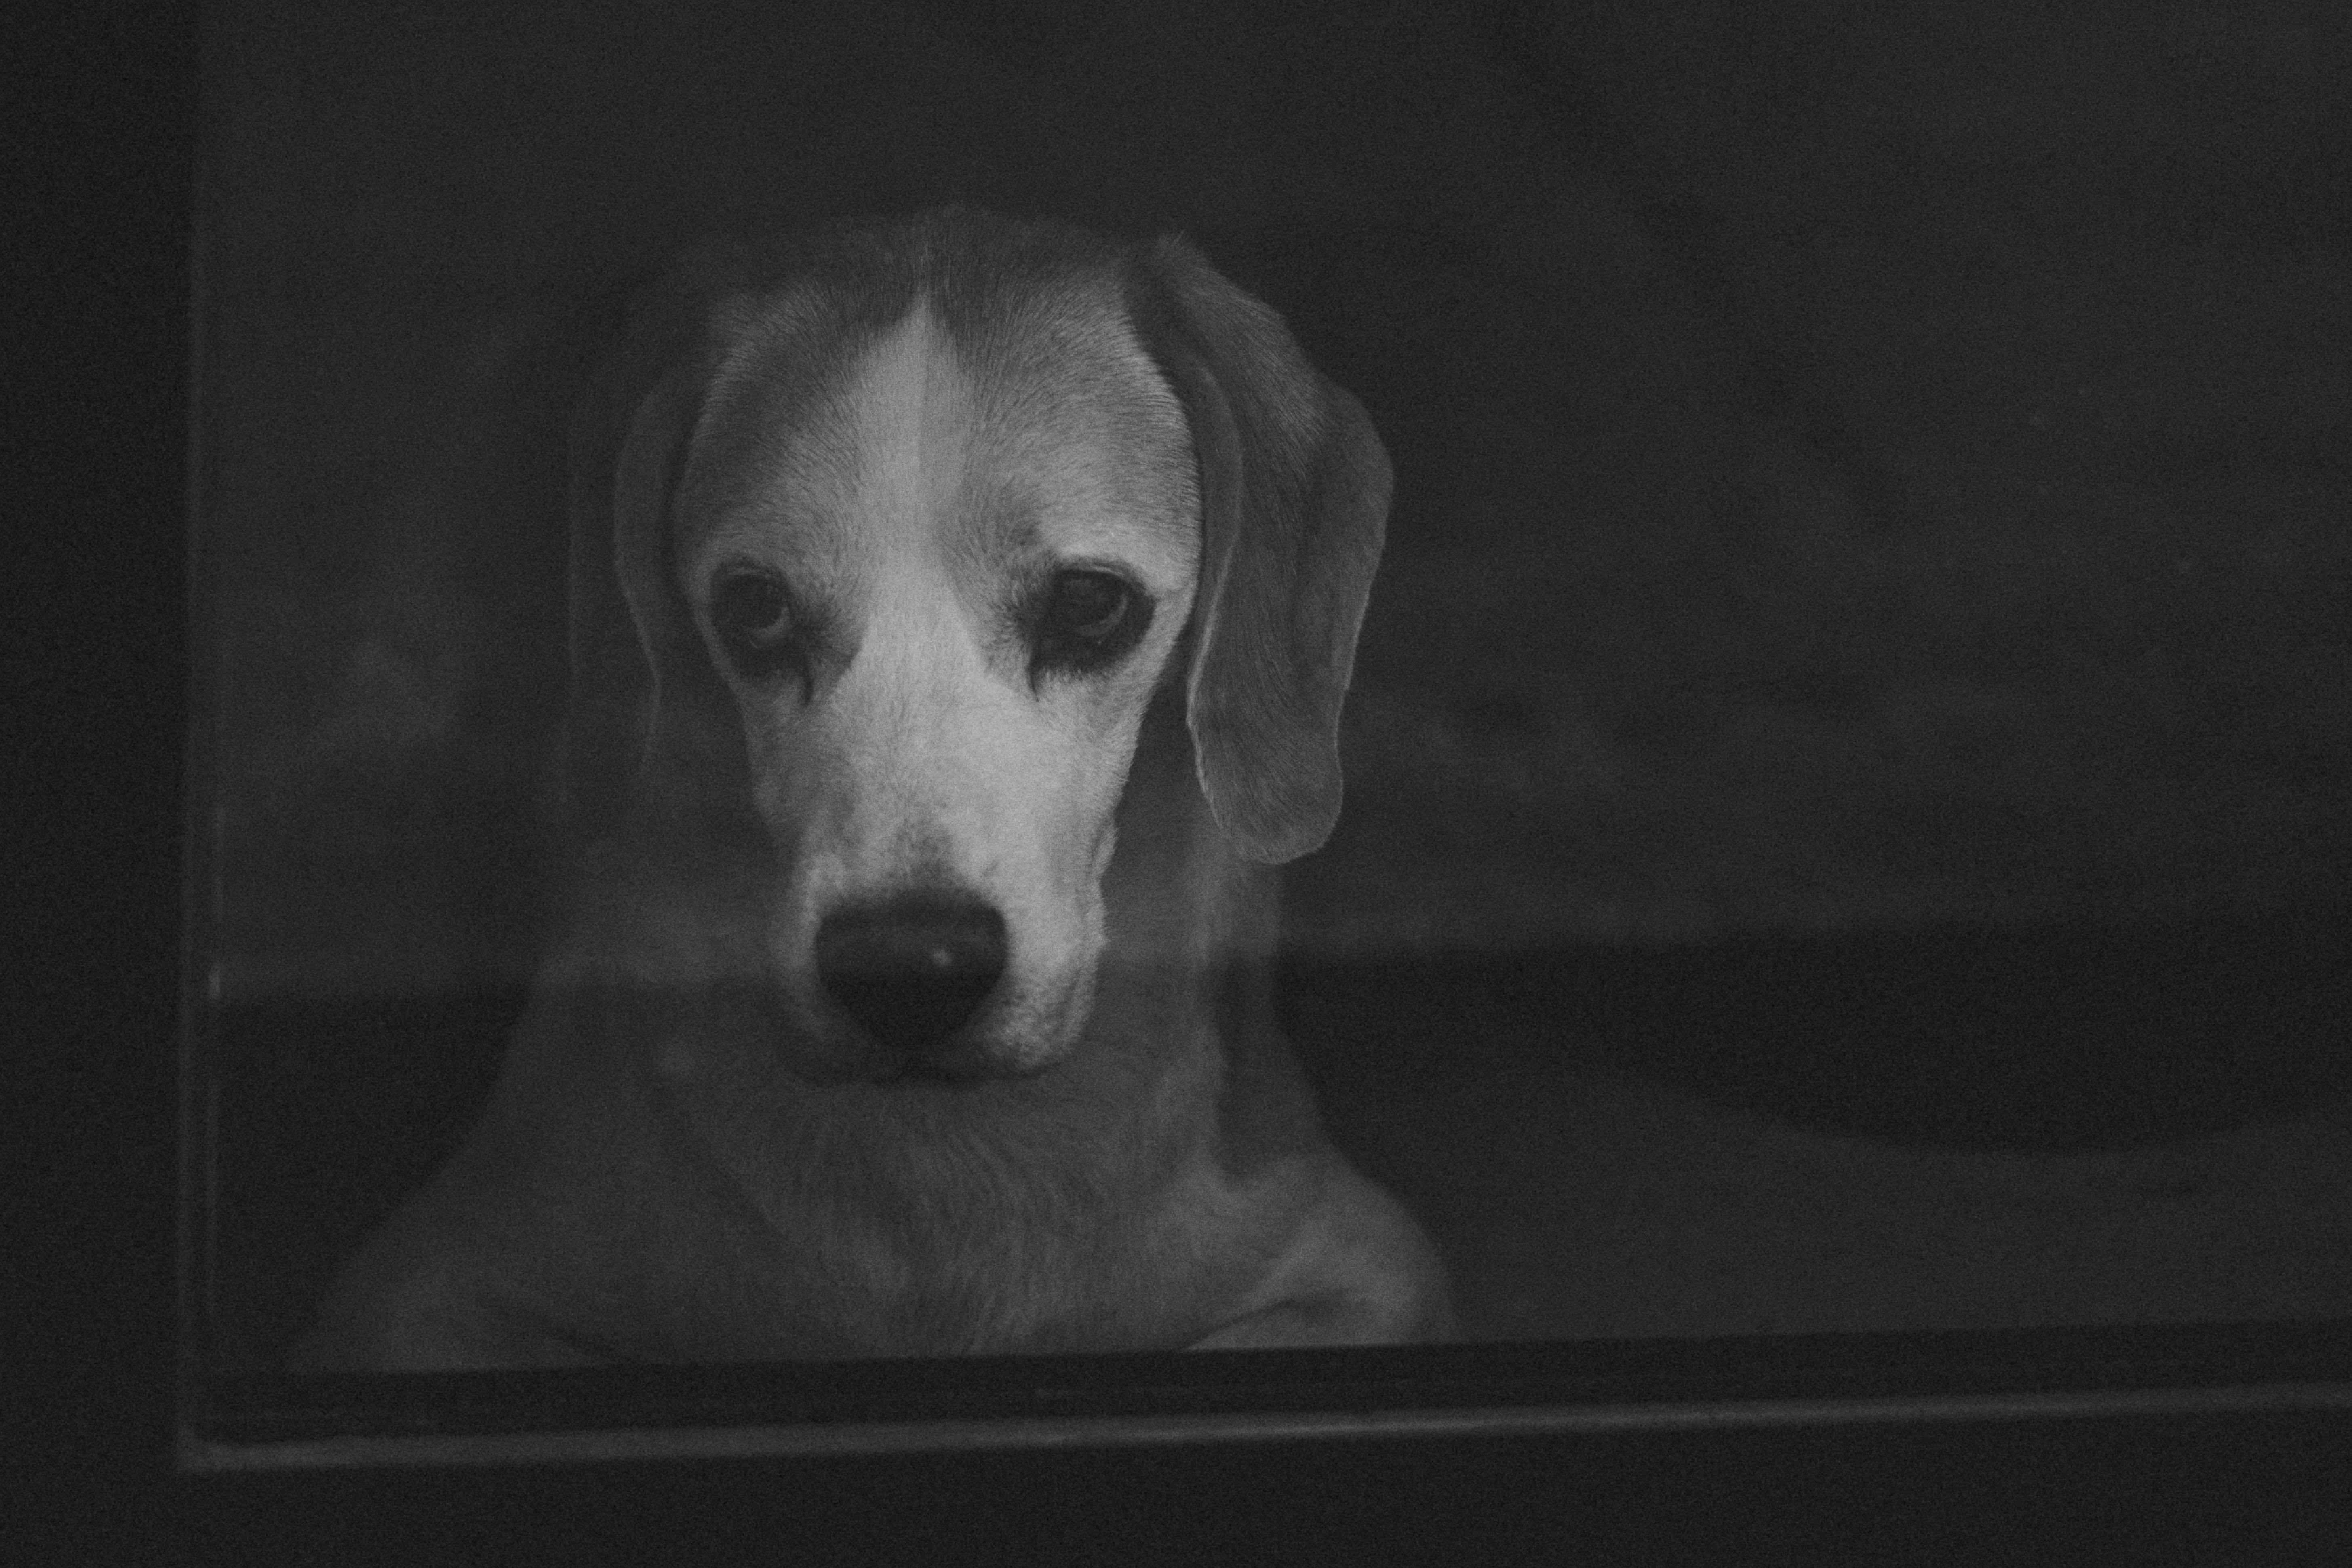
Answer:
[1047,571,1131,641]
[714,572,787,635]
[710,570,802,682]
[1032,569,1149,679]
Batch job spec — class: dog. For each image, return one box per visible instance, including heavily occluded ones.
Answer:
[290,207,1456,1368]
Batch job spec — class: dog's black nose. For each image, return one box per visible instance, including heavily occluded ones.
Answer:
[814,894,1008,1064]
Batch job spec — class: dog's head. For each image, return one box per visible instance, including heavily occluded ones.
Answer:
[565,209,1388,1086]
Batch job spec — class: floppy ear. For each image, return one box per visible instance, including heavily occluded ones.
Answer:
[562,242,753,844]
[1130,236,1392,864]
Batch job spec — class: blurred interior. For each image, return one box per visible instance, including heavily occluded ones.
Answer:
[193,0,2352,1370]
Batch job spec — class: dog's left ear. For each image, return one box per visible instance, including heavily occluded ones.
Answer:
[1129,236,1392,865]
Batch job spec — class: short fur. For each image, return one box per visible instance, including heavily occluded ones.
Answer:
[292,209,1454,1368]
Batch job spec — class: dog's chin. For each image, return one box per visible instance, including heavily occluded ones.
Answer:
[773,1025,1079,1091]
[876,1049,1057,1090]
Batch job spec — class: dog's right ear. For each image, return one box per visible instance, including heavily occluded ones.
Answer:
[562,241,754,844]
[1127,236,1392,866]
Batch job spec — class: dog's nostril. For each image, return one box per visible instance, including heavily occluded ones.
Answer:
[814,896,1008,1059]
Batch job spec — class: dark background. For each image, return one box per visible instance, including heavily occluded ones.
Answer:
[191,0,2350,1397]
[206,0,2352,991]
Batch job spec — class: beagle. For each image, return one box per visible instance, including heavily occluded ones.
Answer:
[291,207,1456,1368]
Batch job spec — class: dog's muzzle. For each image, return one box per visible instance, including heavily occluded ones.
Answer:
[813,892,1012,1083]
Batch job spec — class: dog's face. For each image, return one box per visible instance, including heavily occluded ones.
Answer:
[667,279,1201,1083]
[576,211,1390,1093]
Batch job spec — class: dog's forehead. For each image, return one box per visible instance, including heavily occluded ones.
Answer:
[677,273,1198,583]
